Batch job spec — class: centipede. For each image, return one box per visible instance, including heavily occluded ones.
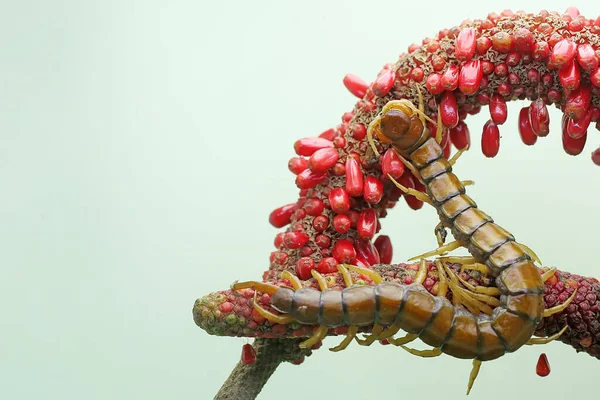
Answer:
[195,7,600,397]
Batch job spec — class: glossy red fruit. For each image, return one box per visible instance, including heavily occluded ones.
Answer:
[532,41,550,61]
[518,107,537,146]
[294,137,334,156]
[283,232,310,249]
[304,198,324,217]
[269,203,297,228]
[288,157,308,175]
[440,91,459,128]
[455,27,477,61]
[374,235,393,264]
[529,99,550,137]
[536,353,550,377]
[363,176,384,204]
[550,39,577,69]
[565,84,591,121]
[332,239,356,263]
[315,234,331,249]
[577,44,599,72]
[241,344,257,365]
[513,28,534,52]
[308,147,339,173]
[328,187,350,214]
[591,147,600,165]
[333,214,351,234]
[441,65,460,91]
[345,157,364,196]
[562,115,587,155]
[296,169,327,189]
[481,120,500,157]
[317,257,338,274]
[565,109,592,139]
[354,238,380,267]
[296,257,315,280]
[357,208,377,240]
[350,123,367,140]
[312,215,329,231]
[491,32,514,53]
[458,60,483,95]
[449,120,470,150]
[372,69,395,97]
[558,60,581,91]
[381,148,405,179]
[343,74,368,98]
[426,73,444,94]
[489,94,508,124]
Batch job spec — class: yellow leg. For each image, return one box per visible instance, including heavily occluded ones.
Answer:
[330,326,359,352]
[415,259,429,285]
[526,325,568,345]
[356,324,385,346]
[441,256,476,265]
[281,270,302,290]
[337,264,354,288]
[232,280,279,294]
[388,333,419,346]
[388,174,432,205]
[466,360,482,395]
[449,147,467,166]
[311,270,329,291]
[458,262,493,276]
[543,289,578,317]
[435,222,447,247]
[343,264,383,284]
[450,267,501,297]
[378,324,401,340]
[299,325,329,349]
[541,268,557,282]
[252,292,294,324]
[408,240,462,261]
[367,118,383,157]
[517,242,542,265]
[400,346,443,358]
[435,260,449,297]
[435,106,444,144]
[393,149,425,184]
[440,261,494,315]
[461,180,474,187]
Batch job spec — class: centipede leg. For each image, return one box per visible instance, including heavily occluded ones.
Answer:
[461,180,475,187]
[400,345,443,358]
[378,324,401,340]
[435,222,447,247]
[343,264,383,284]
[440,261,495,315]
[435,260,449,297]
[388,332,418,346]
[408,240,462,261]
[356,324,385,346]
[337,264,354,288]
[448,265,501,297]
[517,242,542,265]
[415,258,428,285]
[251,292,295,324]
[466,360,483,395]
[311,270,329,291]
[281,270,302,290]
[543,288,578,317]
[393,149,425,184]
[541,268,557,282]
[435,106,444,144]
[387,174,432,205]
[330,326,359,352]
[448,147,467,166]
[526,325,569,345]
[299,325,329,349]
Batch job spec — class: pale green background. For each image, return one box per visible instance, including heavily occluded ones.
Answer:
[1,1,598,399]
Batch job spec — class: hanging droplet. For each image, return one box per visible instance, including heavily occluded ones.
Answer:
[241,343,257,365]
[536,353,550,377]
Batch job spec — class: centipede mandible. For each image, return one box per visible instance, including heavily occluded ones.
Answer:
[194,7,600,398]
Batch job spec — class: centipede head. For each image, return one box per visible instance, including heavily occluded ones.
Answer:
[379,105,426,153]
[270,286,294,313]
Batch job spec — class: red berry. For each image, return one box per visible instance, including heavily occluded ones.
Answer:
[345,157,364,196]
[241,344,257,365]
[312,215,329,231]
[577,44,599,72]
[558,60,581,91]
[562,115,587,155]
[426,73,444,95]
[536,353,550,377]
[304,198,325,216]
[518,107,537,146]
[318,128,336,141]
[458,60,483,95]
[308,147,339,173]
[354,238,380,267]
[268,203,297,228]
[532,41,550,61]
[489,94,508,125]
[288,157,308,175]
[372,69,395,97]
[492,32,514,53]
[374,235,393,264]
[328,187,350,214]
[481,120,500,158]
[363,176,384,204]
[381,148,405,179]
[283,232,309,249]
[455,27,477,61]
[550,39,577,69]
[496,82,511,97]
[591,68,600,88]
[343,74,368,98]
[529,99,550,137]
[294,137,334,156]
[350,123,367,140]
[440,91,459,128]
[591,147,600,165]
[476,37,492,55]
[315,234,331,248]
[290,356,305,365]
[333,214,351,234]
[357,208,377,240]
[566,109,593,139]
[441,65,460,91]
[449,120,470,150]
[332,239,356,263]
[513,28,534,53]
[565,84,591,121]
[296,169,327,189]
[296,257,315,280]
[317,257,338,274]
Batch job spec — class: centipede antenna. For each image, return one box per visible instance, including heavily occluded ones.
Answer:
[408,240,462,261]
[526,325,569,345]
[329,326,359,352]
[543,288,578,317]
[387,174,433,205]
[299,325,329,349]
[466,360,483,395]
[367,117,382,157]
[251,291,294,325]
[281,270,302,290]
